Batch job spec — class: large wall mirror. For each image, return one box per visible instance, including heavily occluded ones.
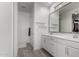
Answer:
[49,2,79,33]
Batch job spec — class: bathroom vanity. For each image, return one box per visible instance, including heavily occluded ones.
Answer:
[41,2,79,57]
[41,34,79,57]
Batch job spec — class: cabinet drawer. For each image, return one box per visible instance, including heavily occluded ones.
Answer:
[47,38,56,43]
[56,38,67,45]
[66,41,79,49]
[42,35,51,39]
[41,35,49,39]
[42,35,56,41]
[56,38,79,49]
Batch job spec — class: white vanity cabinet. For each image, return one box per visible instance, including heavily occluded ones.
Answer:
[56,37,79,57]
[41,35,57,56]
[56,43,66,57]
[57,43,79,57]
[41,35,79,57]
[66,47,79,57]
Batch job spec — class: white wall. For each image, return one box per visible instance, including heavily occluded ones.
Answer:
[18,11,30,48]
[0,2,13,57]
[18,3,34,48]
[60,10,73,32]
[33,2,49,50]
[13,2,18,57]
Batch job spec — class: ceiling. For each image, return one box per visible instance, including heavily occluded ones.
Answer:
[18,2,60,12]
[59,2,79,14]
[18,2,34,12]
[18,2,33,8]
[18,2,56,8]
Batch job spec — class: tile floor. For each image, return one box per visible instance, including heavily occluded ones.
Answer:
[18,43,52,57]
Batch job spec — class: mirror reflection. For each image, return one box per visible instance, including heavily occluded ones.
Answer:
[49,2,79,33]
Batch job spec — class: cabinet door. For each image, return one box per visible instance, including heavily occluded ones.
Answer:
[41,36,46,49]
[42,36,50,50]
[46,40,57,56]
[67,47,79,57]
[57,43,66,57]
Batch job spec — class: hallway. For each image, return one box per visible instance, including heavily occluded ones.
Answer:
[18,43,52,57]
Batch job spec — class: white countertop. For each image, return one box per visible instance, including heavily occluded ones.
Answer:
[42,33,79,43]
